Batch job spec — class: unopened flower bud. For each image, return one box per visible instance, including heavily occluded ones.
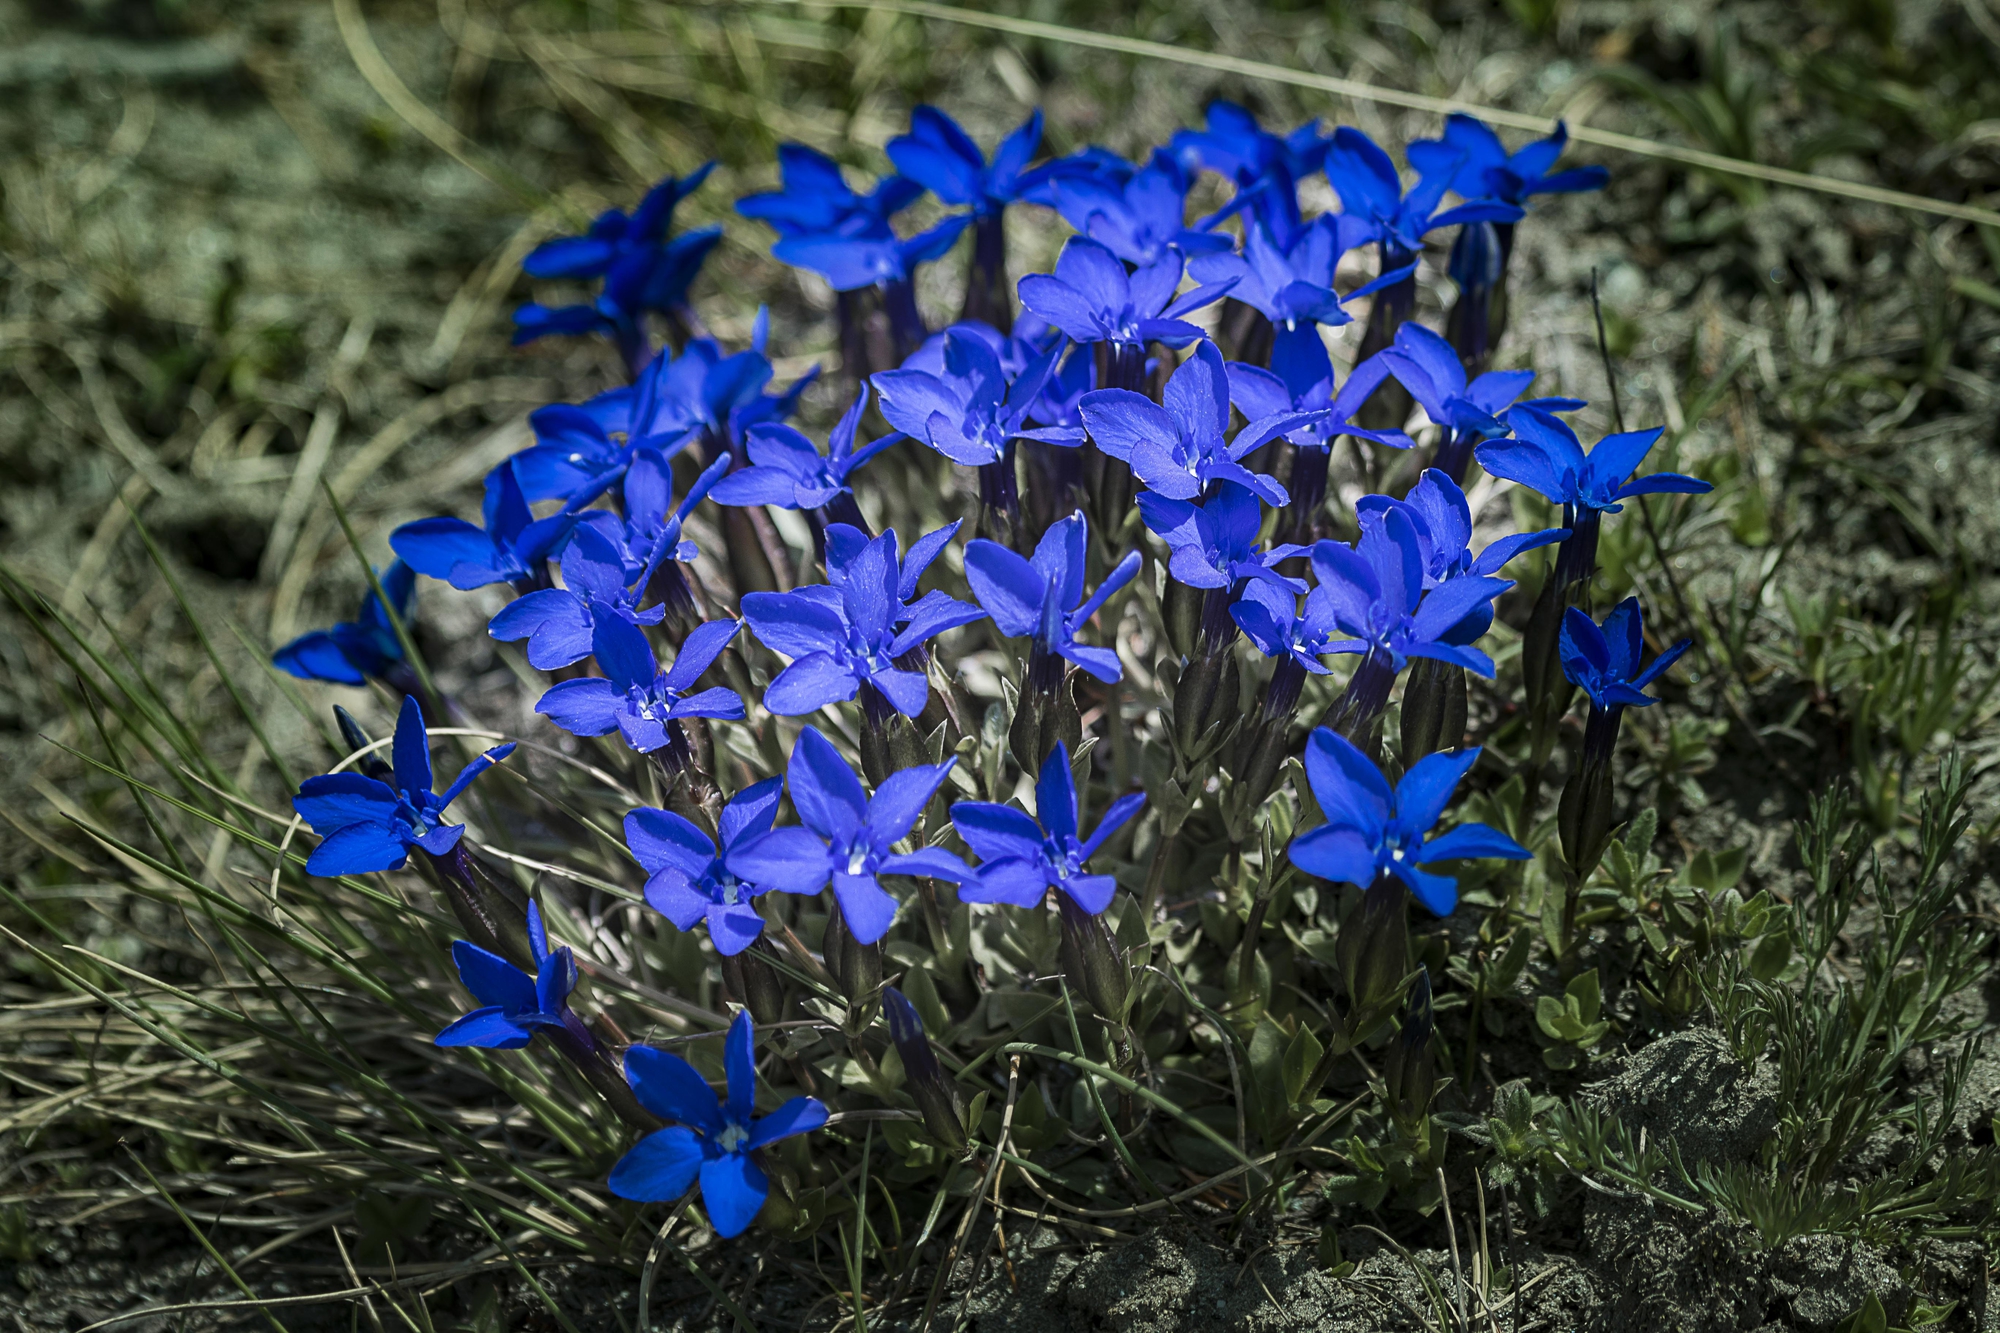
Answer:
[1380,970,1437,1134]
[1057,889,1130,1024]
[822,900,883,1032]
[883,986,966,1151]
[1398,658,1468,762]
[1557,704,1622,883]
[719,939,787,1026]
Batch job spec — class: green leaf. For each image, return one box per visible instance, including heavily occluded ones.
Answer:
[1833,1291,1887,1333]
[1282,1023,1325,1107]
[1565,968,1603,1025]
[1748,929,1792,982]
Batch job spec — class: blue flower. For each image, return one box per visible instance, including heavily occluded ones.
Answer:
[741,523,982,719]
[772,215,973,294]
[726,727,970,944]
[522,167,716,279]
[535,616,745,753]
[626,778,786,957]
[1138,481,1307,592]
[1078,339,1317,505]
[488,522,669,671]
[962,512,1142,684]
[1409,115,1608,208]
[1016,237,1232,353]
[1355,469,1566,645]
[434,901,576,1049]
[391,465,598,592]
[608,1010,829,1239]
[1037,148,1234,268]
[292,695,515,875]
[1231,580,1340,675]
[736,144,921,236]
[1478,406,1711,516]
[1322,127,1524,255]
[886,107,1043,216]
[952,741,1145,915]
[512,168,723,370]
[1378,323,1577,441]
[1225,346,1411,456]
[1310,506,1512,676]
[1288,728,1528,915]
[710,386,899,512]
[1189,216,1414,336]
[1171,101,1334,246]
[273,561,415,686]
[1559,598,1690,711]
[872,328,1082,467]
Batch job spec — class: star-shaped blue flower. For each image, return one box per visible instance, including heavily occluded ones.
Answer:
[709,386,900,513]
[1309,506,1512,677]
[1378,323,1578,441]
[535,616,745,753]
[1288,728,1528,915]
[952,741,1145,915]
[1409,114,1608,209]
[434,901,576,1049]
[1016,237,1232,353]
[273,561,415,686]
[772,215,973,293]
[1078,339,1320,506]
[726,727,970,944]
[292,696,515,875]
[607,1010,829,1239]
[488,522,670,671]
[741,523,982,719]
[1478,406,1711,516]
[626,778,786,957]
[962,512,1142,685]
[872,327,1082,467]
[1231,580,1341,674]
[1559,598,1690,712]
[1189,216,1415,339]
[736,144,921,235]
[1137,481,1307,593]
[886,107,1043,217]
[391,465,599,592]
[1322,127,1525,256]
[1225,344,1411,457]
[1039,148,1234,268]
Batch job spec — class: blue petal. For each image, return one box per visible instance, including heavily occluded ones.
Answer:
[723,1009,756,1126]
[1418,822,1530,864]
[607,1126,705,1203]
[305,821,408,876]
[625,1045,725,1134]
[1287,824,1379,888]
[698,1152,769,1239]
[831,873,899,944]
[434,1008,533,1049]
[452,939,537,1011]
[950,802,1044,864]
[1394,748,1481,836]
[726,828,833,896]
[747,1095,830,1149]
[625,806,717,879]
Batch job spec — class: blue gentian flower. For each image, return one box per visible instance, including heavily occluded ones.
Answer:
[711,386,896,516]
[736,144,921,235]
[962,512,1142,685]
[1376,324,1582,481]
[952,741,1145,915]
[489,523,669,671]
[535,616,746,752]
[607,1010,829,1239]
[887,107,1042,217]
[1560,598,1690,711]
[1189,216,1415,344]
[292,695,515,875]
[626,777,786,957]
[741,523,982,719]
[1078,339,1318,505]
[726,727,970,944]
[772,215,973,295]
[523,167,716,280]
[1356,468,1566,645]
[1288,728,1529,915]
[1226,345,1410,456]
[1171,101,1334,245]
[1322,127,1525,256]
[273,561,416,686]
[872,329,1083,467]
[1231,580,1340,677]
[1379,323,1557,440]
[1137,481,1308,592]
[391,465,597,592]
[1310,506,1512,677]
[512,168,723,372]
[1409,115,1609,209]
[1479,406,1711,516]
[434,901,576,1049]
[1016,237,1233,355]
[1039,148,1234,267]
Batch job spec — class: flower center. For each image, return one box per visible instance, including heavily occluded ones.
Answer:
[717,1122,749,1153]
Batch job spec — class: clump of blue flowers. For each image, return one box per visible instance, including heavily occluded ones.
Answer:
[274,98,1717,1250]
